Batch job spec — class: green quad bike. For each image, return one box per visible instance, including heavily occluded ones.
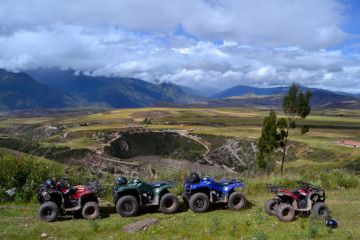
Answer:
[113,177,180,217]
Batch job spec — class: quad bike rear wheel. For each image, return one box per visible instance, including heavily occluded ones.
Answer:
[311,202,329,219]
[228,192,246,210]
[189,192,210,213]
[264,199,278,216]
[276,203,295,222]
[82,201,100,220]
[39,201,59,222]
[116,195,139,217]
[159,193,180,214]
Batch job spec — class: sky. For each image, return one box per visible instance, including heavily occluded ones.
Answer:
[0,0,360,93]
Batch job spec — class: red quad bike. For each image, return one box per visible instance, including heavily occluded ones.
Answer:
[37,179,100,222]
[264,181,330,222]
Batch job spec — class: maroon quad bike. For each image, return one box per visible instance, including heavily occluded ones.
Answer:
[37,179,100,222]
[264,181,330,222]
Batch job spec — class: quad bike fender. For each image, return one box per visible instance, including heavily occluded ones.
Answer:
[277,190,298,199]
[185,186,212,202]
[274,194,295,207]
[115,189,142,205]
[80,192,98,205]
[298,192,325,211]
[40,191,63,206]
[154,185,174,197]
[222,182,245,194]
[73,189,96,200]
[151,185,174,205]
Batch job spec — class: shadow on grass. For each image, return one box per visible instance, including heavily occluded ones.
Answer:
[244,199,256,209]
[98,202,189,218]
[97,199,255,218]
[200,199,256,213]
[100,205,116,219]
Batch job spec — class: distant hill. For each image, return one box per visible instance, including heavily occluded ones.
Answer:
[0,69,74,110]
[2,67,360,110]
[212,85,288,98]
[26,68,201,108]
[172,85,360,109]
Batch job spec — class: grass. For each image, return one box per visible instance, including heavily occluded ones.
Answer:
[1,186,359,240]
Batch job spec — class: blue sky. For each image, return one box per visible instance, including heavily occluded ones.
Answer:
[0,0,360,92]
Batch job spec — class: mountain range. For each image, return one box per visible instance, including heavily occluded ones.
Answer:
[1,68,360,110]
[0,68,201,110]
[209,85,360,109]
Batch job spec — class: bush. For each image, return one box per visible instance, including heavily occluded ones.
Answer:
[243,180,267,195]
[319,171,359,189]
[0,154,63,202]
[271,176,300,189]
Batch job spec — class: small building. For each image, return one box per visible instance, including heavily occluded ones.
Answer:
[335,139,360,148]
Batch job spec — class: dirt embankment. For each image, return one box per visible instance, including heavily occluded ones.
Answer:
[104,130,205,161]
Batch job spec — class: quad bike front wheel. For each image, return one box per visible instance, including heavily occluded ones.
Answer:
[276,203,295,222]
[189,192,210,213]
[39,201,59,222]
[82,201,100,220]
[116,195,139,217]
[311,202,329,219]
[228,192,246,211]
[159,193,180,214]
[264,199,278,216]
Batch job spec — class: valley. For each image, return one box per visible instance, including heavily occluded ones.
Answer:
[1,107,360,176]
[1,107,360,239]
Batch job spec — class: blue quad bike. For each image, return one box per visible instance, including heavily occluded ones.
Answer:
[183,172,247,213]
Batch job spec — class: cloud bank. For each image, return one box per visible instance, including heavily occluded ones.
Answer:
[0,0,359,92]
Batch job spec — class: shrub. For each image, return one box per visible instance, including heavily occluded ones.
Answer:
[243,180,267,195]
[319,171,359,189]
[271,176,299,189]
[0,154,63,202]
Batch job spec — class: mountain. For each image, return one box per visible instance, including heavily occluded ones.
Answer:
[26,68,201,108]
[212,85,288,98]
[204,85,360,109]
[0,69,75,110]
[3,67,359,110]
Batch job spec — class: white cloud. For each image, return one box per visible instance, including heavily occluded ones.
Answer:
[247,66,277,80]
[0,0,359,92]
[0,0,350,48]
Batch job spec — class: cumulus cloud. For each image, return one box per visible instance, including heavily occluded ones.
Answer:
[0,0,350,48]
[0,0,359,92]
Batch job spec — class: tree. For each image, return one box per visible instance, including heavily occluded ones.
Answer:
[257,110,280,173]
[280,83,312,174]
